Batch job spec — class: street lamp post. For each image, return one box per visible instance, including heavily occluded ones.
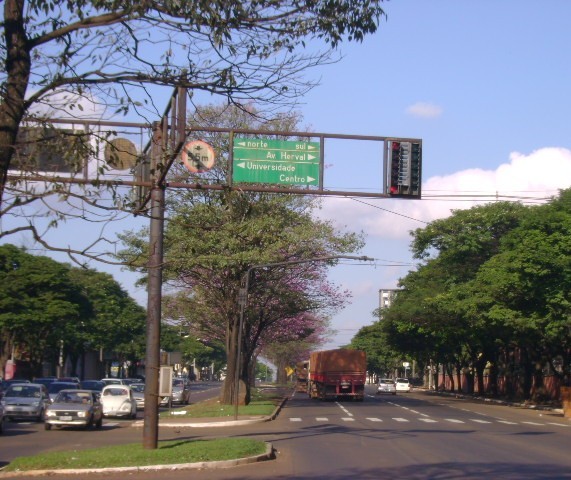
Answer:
[233,255,373,419]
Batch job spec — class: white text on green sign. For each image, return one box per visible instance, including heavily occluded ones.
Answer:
[233,138,320,186]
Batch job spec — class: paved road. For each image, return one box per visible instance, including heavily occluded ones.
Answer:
[2,385,571,479]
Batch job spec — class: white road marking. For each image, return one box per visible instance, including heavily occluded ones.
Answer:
[470,419,492,424]
[521,421,543,426]
[497,420,518,425]
[445,418,465,423]
[418,418,438,423]
[367,418,383,422]
[342,417,355,422]
[393,418,409,422]
[290,418,302,422]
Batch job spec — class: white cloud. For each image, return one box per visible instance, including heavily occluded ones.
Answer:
[318,147,571,241]
[406,102,443,119]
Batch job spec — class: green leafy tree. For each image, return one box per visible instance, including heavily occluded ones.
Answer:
[119,104,363,404]
[0,244,91,377]
[68,267,147,377]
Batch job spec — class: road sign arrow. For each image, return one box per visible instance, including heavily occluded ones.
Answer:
[237,161,246,168]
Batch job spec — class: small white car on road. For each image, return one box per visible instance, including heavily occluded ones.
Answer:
[395,378,411,393]
[100,385,137,418]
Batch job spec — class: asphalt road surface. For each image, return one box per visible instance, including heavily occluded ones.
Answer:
[2,384,571,479]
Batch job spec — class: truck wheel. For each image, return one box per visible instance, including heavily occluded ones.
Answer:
[44,423,52,431]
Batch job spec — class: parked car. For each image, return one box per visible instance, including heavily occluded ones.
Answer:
[130,383,145,410]
[100,385,137,418]
[377,378,397,395]
[44,389,103,430]
[0,401,4,433]
[48,381,80,402]
[395,378,411,393]
[0,379,30,400]
[80,380,105,392]
[1,383,51,422]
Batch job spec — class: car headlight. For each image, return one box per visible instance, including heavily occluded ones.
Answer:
[46,410,56,417]
[77,411,87,418]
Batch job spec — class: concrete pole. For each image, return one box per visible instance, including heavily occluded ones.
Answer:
[142,122,164,449]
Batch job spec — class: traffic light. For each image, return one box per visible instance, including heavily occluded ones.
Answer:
[389,142,401,195]
[386,140,422,198]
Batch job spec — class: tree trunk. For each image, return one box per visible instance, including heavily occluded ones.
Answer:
[219,315,250,405]
[275,356,288,384]
[0,0,31,209]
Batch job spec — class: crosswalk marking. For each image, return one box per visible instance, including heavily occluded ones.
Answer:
[288,416,563,428]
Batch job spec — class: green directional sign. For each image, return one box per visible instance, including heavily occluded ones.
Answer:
[232,138,320,186]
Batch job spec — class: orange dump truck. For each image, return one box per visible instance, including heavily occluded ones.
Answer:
[308,349,366,401]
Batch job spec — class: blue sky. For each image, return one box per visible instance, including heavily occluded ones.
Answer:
[300,0,571,348]
[3,1,571,353]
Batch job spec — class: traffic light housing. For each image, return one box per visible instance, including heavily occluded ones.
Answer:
[386,140,422,198]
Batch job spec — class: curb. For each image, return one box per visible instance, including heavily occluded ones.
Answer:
[0,443,275,478]
[138,392,290,428]
[424,388,565,414]
[0,393,290,477]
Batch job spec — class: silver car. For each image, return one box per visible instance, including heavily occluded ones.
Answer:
[130,383,145,410]
[1,383,51,422]
[45,389,103,430]
[376,379,397,395]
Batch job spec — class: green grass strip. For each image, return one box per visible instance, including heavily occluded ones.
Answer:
[4,438,266,472]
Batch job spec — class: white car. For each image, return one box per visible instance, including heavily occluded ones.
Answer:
[395,378,411,393]
[100,385,137,418]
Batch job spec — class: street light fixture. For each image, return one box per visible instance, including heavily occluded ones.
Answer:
[233,255,374,419]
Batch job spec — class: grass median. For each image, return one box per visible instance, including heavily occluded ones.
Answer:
[2,386,287,473]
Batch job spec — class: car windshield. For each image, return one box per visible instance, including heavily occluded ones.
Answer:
[130,384,145,393]
[6,385,41,398]
[380,379,393,384]
[396,378,409,383]
[55,392,92,404]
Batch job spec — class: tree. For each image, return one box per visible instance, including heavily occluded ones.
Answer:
[119,103,363,405]
[0,244,147,379]
[0,244,91,377]
[67,267,147,377]
[1,0,386,225]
